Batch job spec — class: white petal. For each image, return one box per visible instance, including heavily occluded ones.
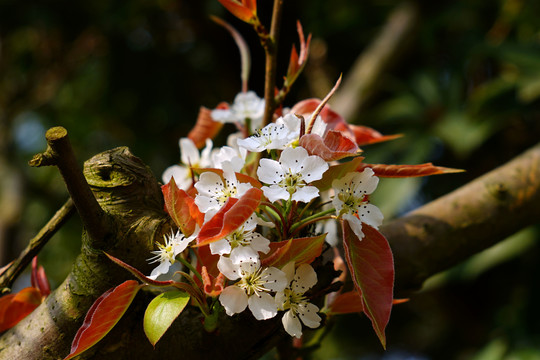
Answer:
[237,136,265,153]
[297,302,321,328]
[162,165,190,188]
[148,260,171,280]
[209,238,231,256]
[248,292,278,320]
[230,245,259,265]
[343,213,364,240]
[262,185,289,203]
[281,262,296,283]
[217,256,240,280]
[219,286,248,316]
[282,309,303,338]
[257,158,284,184]
[211,108,234,123]
[353,168,379,195]
[279,147,309,174]
[194,195,219,214]
[358,203,384,229]
[180,138,200,166]
[291,186,319,203]
[298,154,328,182]
[293,264,318,291]
[261,267,287,292]
[248,233,270,254]
[195,172,223,197]
[199,138,214,167]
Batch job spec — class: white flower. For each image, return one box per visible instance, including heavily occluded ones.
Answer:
[218,258,287,320]
[331,168,384,240]
[194,169,253,214]
[277,112,327,138]
[147,231,195,280]
[237,122,293,152]
[257,146,328,203]
[209,216,271,264]
[211,145,246,173]
[276,262,321,338]
[211,91,265,133]
[162,138,213,188]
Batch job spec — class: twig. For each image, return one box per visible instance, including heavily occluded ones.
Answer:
[29,127,111,248]
[261,0,285,127]
[0,199,75,293]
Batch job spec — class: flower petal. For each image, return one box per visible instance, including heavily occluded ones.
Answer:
[291,185,319,203]
[248,292,278,320]
[282,309,303,338]
[358,204,384,229]
[257,158,284,184]
[219,286,248,316]
[217,256,240,280]
[293,264,317,291]
[298,302,321,328]
[262,185,289,203]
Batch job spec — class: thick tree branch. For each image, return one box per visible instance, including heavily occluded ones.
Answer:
[383,142,540,294]
[29,127,111,247]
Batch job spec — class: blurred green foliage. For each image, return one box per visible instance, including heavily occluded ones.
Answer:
[1,0,539,358]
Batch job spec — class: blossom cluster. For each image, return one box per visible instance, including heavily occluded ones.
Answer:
[152,91,384,338]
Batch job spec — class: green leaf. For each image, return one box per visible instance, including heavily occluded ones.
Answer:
[144,290,190,347]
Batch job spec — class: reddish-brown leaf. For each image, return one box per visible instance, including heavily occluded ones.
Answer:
[201,267,226,297]
[311,156,364,192]
[64,280,141,360]
[187,106,224,149]
[196,187,263,246]
[0,287,42,332]
[327,291,364,315]
[241,0,257,13]
[299,131,359,161]
[161,177,202,236]
[260,234,326,269]
[357,163,464,178]
[342,222,394,349]
[336,124,402,147]
[31,256,50,298]
[217,0,255,23]
[291,98,349,134]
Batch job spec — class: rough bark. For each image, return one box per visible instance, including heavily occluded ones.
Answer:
[0,141,538,359]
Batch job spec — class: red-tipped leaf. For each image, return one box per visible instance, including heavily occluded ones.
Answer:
[342,222,394,349]
[340,124,402,146]
[65,280,141,360]
[300,130,359,161]
[187,106,224,149]
[328,291,409,315]
[31,256,50,297]
[217,0,256,23]
[104,252,175,287]
[196,187,263,246]
[260,234,326,269]
[0,287,42,332]
[162,177,202,236]
[357,163,464,178]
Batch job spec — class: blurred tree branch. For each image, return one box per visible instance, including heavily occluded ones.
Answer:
[331,1,419,120]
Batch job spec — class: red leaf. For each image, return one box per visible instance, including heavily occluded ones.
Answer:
[260,234,326,269]
[196,188,263,246]
[242,0,257,12]
[0,287,42,332]
[342,222,394,349]
[299,130,359,161]
[344,124,402,146]
[201,267,226,297]
[328,291,409,315]
[357,163,464,178]
[187,107,224,149]
[217,0,256,23]
[311,156,364,192]
[65,280,141,360]
[327,291,364,315]
[195,245,221,279]
[161,177,202,236]
[31,256,50,298]
[291,98,350,135]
